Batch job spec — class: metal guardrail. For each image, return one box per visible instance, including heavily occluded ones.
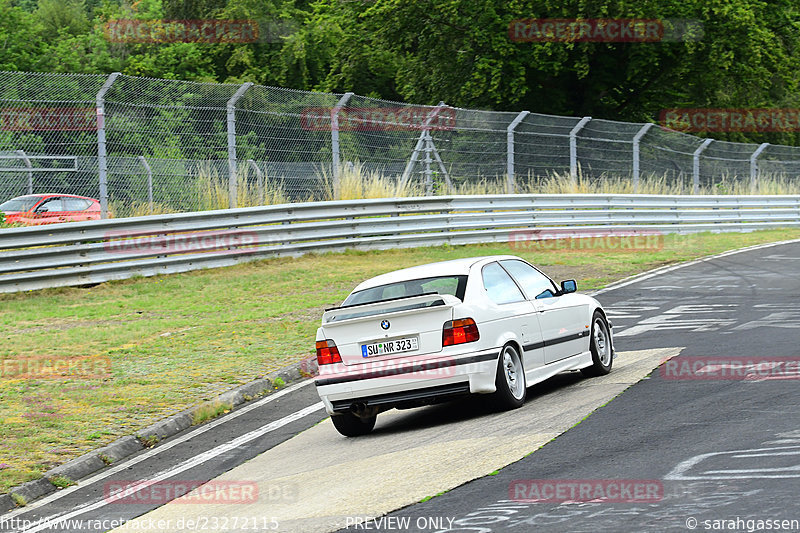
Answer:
[1,194,799,294]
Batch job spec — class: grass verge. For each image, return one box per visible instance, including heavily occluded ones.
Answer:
[0,229,799,492]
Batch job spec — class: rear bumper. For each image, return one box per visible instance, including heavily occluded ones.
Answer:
[314,347,501,415]
[329,382,471,413]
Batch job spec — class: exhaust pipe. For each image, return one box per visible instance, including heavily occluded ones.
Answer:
[350,402,369,416]
[350,401,382,419]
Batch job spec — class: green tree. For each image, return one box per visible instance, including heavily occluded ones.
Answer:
[0,0,47,71]
[35,0,90,36]
[296,0,800,126]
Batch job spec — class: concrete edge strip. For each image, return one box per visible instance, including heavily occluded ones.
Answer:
[4,236,800,512]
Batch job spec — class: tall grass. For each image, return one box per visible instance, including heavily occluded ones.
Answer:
[196,164,288,210]
[44,161,800,223]
[530,169,800,195]
[320,161,422,200]
[312,161,800,200]
[108,201,176,218]
[521,168,691,195]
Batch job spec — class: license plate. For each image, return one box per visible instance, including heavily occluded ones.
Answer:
[361,337,419,357]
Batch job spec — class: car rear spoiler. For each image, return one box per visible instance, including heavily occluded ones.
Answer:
[322,293,458,325]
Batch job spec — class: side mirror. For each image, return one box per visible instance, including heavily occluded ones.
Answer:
[560,280,577,294]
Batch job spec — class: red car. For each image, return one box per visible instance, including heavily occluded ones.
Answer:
[0,194,102,225]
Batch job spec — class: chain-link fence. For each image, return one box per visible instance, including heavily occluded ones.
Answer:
[2,70,800,217]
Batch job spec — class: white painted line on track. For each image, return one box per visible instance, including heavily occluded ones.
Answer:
[4,379,317,525]
[665,445,800,481]
[590,237,800,296]
[19,399,324,533]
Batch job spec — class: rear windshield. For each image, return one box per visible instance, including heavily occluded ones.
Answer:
[0,196,42,212]
[344,275,468,306]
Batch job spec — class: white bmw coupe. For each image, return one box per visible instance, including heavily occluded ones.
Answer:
[314,255,615,436]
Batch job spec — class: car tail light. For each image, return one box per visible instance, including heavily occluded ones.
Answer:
[316,339,342,365]
[442,318,480,346]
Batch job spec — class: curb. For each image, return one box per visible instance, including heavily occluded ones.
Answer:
[0,356,318,513]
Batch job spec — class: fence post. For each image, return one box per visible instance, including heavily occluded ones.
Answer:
[96,72,120,219]
[137,155,153,213]
[750,143,769,192]
[569,116,591,183]
[14,150,32,194]
[401,102,447,189]
[331,92,354,199]
[247,159,264,205]
[424,131,433,195]
[506,111,529,194]
[226,82,253,209]
[692,138,713,194]
[632,123,653,193]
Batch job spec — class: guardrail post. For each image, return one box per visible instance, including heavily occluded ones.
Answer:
[137,155,153,213]
[247,159,264,205]
[331,92,354,199]
[569,116,591,183]
[400,102,447,190]
[750,143,769,192]
[506,111,529,194]
[692,138,713,194]
[14,150,33,194]
[226,82,253,209]
[96,72,120,219]
[632,123,653,193]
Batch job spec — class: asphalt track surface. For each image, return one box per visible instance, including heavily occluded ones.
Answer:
[381,241,800,532]
[2,240,799,533]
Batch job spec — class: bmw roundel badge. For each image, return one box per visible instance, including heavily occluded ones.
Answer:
[380,320,390,330]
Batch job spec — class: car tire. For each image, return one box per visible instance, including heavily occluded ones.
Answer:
[331,412,377,437]
[581,311,613,377]
[493,344,526,410]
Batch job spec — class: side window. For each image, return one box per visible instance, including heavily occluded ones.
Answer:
[482,262,525,305]
[500,259,557,300]
[63,198,91,211]
[37,198,63,212]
